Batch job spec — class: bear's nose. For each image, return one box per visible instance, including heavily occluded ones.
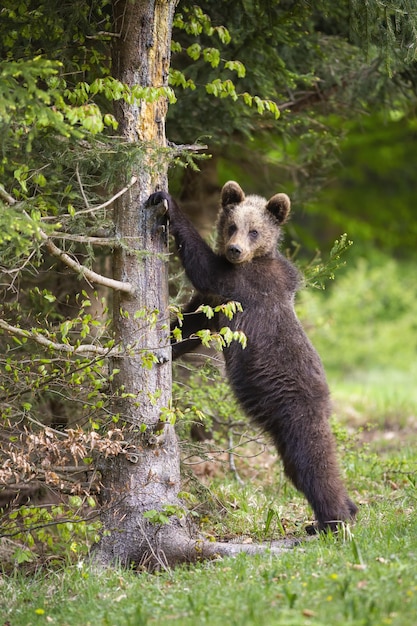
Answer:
[227,244,242,259]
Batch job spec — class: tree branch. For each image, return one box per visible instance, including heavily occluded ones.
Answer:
[76,163,90,209]
[73,175,138,216]
[1,181,134,293]
[0,319,116,356]
[49,233,118,246]
[38,227,134,294]
[0,184,17,205]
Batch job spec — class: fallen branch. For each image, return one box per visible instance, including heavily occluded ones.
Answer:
[195,537,300,559]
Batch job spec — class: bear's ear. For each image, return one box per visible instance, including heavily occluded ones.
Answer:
[266,193,291,224]
[221,181,245,208]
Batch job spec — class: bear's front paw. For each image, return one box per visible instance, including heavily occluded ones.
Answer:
[146,191,171,208]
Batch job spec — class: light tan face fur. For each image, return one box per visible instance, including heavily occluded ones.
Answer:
[216,182,291,265]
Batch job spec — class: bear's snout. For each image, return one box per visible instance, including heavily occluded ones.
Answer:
[227,244,243,262]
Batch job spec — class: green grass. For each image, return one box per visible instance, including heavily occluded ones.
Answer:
[3,492,417,626]
[3,376,417,626]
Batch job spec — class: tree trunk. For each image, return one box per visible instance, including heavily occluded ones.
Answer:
[94,0,296,569]
[93,0,181,569]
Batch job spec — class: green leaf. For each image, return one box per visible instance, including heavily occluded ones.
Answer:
[224,60,246,78]
[197,304,215,319]
[215,25,231,45]
[203,47,220,68]
[187,43,201,61]
[69,496,83,508]
[13,547,35,564]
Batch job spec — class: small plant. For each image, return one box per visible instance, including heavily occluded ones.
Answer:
[1,497,101,571]
[301,233,353,290]
[143,504,189,525]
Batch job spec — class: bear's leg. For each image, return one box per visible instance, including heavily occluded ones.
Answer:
[273,426,357,532]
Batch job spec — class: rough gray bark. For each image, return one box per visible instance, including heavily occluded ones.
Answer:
[94,0,296,569]
[93,0,180,569]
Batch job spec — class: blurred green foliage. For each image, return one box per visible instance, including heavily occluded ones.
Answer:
[305,114,417,257]
[298,253,417,373]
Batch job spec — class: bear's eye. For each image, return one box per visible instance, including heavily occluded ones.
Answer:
[249,229,258,239]
[228,224,237,236]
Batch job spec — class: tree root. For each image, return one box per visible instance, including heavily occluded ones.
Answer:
[92,519,301,572]
[189,536,300,561]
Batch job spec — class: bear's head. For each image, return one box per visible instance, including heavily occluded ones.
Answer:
[216,181,291,264]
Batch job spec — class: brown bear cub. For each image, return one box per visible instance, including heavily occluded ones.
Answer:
[147,181,357,533]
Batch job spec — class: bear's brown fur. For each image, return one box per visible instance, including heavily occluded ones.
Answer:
[148,182,357,532]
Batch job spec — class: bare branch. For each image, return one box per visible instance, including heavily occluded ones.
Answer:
[76,163,90,209]
[85,31,121,39]
[1,249,37,293]
[0,319,116,356]
[49,233,117,246]
[167,141,208,153]
[38,227,134,294]
[73,175,138,216]
[1,182,135,293]
[0,184,17,206]
[228,433,245,485]
[2,171,137,219]
[23,413,70,438]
